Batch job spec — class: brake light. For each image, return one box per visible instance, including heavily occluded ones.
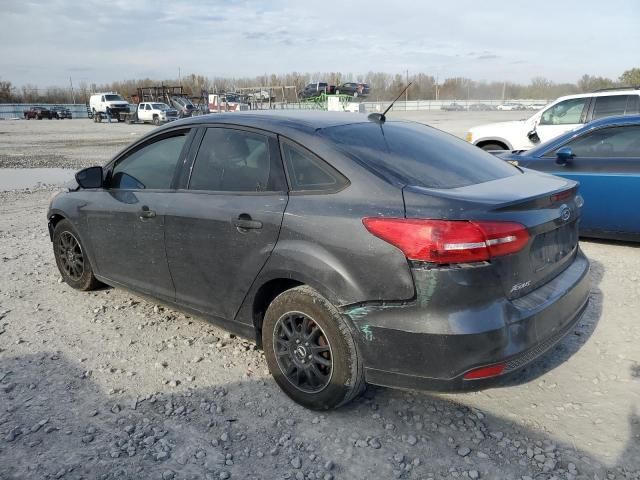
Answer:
[551,189,574,203]
[463,363,505,380]
[362,218,529,264]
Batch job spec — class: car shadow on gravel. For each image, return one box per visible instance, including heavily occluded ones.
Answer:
[1,352,638,479]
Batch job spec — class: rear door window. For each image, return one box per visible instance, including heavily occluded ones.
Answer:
[592,95,633,120]
[321,122,518,189]
[189,128,283,192]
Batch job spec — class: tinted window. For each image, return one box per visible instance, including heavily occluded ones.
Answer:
[321,122,518,189]
[189,128,273,192]
[562,125,640,158]
[110,133,188,189]
[539,98,588,125]
[626,96,640,114]
[592,95,631,120]
[282,142,347,191]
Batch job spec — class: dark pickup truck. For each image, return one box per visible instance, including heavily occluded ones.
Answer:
[24,106,52,120]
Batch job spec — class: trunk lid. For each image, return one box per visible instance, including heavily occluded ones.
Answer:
[403,170,581,299]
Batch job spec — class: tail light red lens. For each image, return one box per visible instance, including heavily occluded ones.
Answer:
[463,363,506,380]
[362,218,529,264]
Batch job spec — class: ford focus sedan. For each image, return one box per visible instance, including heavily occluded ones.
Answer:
[48,112,590,409]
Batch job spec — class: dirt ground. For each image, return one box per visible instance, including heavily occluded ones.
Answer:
[0,116,639,480]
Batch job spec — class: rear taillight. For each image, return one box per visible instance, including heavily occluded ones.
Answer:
[362,218,529,264]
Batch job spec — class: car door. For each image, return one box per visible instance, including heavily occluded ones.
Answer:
[535,97,590,143]
[164,126,288,320]
[81,128,194,300]
[519,124,640,235]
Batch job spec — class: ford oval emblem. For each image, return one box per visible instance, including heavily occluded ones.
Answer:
[560,206,571,222]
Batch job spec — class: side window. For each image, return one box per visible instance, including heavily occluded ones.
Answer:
[592,95,632,120]
[539,98,588,125]
[561,126,640,158]
[281,141,348,192]
[189,128,274,192]
[145,104,152,110]
[110,133,188,189]
[101,96,105,102]
[626,95,640,114]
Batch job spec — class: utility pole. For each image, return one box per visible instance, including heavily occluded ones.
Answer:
[178,67,182,87]
[69,77,76,104]
[502,81,506,102]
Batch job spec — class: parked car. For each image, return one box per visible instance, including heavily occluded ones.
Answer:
[23,106,51,120]
[89,92,130,122]
[170,96,196,118]
[48,111,590,409]
[299,82,333,99]
[467,88,640,151]
[51,105,72,119]
[442,103,466,111]
[495,115,640,241]
[468,103,496,111]
[527,102,548,110]
[496,102,526,111]
[335,82,370,98]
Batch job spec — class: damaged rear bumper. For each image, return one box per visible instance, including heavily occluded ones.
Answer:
[343,249,591,392]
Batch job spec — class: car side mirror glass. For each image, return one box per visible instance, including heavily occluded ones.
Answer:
[555,146,574,165]
[75,166,103,189]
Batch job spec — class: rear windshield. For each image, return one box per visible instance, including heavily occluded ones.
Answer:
[320,121,519,189]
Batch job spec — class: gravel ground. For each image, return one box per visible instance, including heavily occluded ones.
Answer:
[0,116,639,479]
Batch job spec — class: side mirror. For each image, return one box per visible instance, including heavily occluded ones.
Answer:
[555,146,575,166]
[75,166,103,189]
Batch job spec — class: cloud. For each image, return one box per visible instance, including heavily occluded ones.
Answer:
[0,0,638,86]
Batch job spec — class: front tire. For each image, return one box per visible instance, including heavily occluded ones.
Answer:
[262,286,365,410]
[153,116,160,126]
[480,143,506,151]
[53,219,102,291]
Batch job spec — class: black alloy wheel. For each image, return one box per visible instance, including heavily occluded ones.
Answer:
[52,219,102,291]
[56,231,84,281]
[273,312,333,394]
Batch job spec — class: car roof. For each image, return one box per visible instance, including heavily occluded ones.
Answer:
[159,111,373,135]
[554,89,640,102]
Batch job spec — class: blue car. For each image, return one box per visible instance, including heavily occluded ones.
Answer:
[497,115,640,241]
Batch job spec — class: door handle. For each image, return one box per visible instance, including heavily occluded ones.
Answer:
[139,206,156,219]
[233,215,262,230]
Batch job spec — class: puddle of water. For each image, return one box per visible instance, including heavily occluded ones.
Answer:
[0,168,76,191]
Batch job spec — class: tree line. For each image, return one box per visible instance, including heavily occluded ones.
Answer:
[1,69,638,105]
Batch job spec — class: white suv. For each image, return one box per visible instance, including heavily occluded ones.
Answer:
[467,89,640,150]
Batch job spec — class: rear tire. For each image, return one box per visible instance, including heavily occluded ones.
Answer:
[53,219,102,291]
[262,285,365,410]
[480,143,506,151]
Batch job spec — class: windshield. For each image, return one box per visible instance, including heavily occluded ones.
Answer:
[105,94,125,101]
[320,121,519,189]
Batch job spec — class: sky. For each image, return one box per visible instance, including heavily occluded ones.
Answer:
[1,0,638,88]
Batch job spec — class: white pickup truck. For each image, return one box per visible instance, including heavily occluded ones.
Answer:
[467,89,640,151]
[123,103,179,125]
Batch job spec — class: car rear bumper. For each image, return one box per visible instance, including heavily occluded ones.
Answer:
[344,249,591,391]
